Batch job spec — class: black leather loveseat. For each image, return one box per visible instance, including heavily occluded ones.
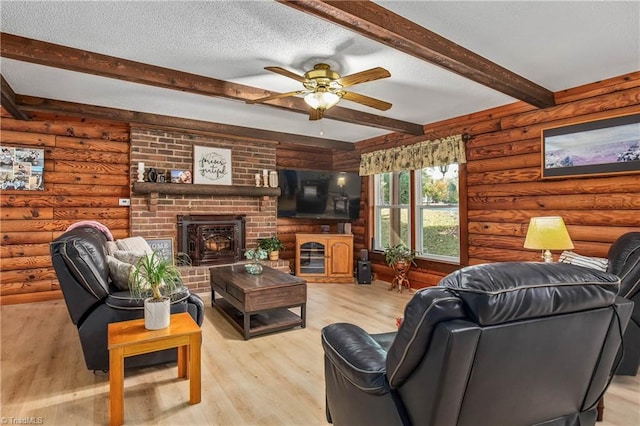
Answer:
[50,226,204,372]
[321,262,632,426]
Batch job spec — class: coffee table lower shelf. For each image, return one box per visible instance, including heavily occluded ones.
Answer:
[213,298,304,339]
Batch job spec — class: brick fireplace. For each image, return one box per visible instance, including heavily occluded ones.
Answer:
[129,127,279,294]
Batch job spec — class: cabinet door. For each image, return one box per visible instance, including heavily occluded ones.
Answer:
[328,239,352,277]
[298,240,326,276]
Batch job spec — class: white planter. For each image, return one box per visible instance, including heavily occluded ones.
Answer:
[144,297,170,330]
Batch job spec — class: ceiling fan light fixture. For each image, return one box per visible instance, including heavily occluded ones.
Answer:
[304,91,341,110]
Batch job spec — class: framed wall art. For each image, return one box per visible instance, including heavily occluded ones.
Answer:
[145,237,174,263]
[0,146,45,190]
[193,146,232,185]
[542,113,639,179]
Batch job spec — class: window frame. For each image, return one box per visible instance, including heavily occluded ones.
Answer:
[370,164,466,268]
[414,164,460,263]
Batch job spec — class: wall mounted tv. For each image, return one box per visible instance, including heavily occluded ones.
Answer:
[277,169,361,220]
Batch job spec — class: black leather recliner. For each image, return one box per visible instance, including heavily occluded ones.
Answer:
[50,226,205,372]
[322,262,632,426]
[608,232,640,375]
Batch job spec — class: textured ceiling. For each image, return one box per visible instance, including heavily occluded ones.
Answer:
[1,1,639,144]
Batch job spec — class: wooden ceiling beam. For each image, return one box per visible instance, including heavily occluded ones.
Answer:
[278,0,556,109]
[16,95,354,151]
[0,74,29,120]
[0,32,423,136]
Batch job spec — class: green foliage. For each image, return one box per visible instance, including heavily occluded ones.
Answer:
[175,252,192,267]
[383,243,417,267]
[380,171,410,205]
[258,236,284,252]
[129,251,182,301]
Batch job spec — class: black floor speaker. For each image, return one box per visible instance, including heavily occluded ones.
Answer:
[357,261,372,284]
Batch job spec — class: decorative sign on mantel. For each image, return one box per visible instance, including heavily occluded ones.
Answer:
[193,146,232,185]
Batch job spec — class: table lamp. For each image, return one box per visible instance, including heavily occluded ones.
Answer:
[523,216,574,262]
[337,175,346,196]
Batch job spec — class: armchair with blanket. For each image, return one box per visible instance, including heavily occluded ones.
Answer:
[50,224,204,372]
[321,262,632,426]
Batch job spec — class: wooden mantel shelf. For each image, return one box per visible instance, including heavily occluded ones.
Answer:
[132,182,281,197]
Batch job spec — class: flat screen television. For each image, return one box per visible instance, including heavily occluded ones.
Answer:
[277,169,361,220]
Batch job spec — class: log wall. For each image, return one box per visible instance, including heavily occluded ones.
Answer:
[0,111,130,304]
[356,71,640,287]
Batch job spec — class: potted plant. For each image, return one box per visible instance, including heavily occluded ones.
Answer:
[244,247,268,274]
[129,251,183,330]
[258,236,285,261]
[383,243,417,292]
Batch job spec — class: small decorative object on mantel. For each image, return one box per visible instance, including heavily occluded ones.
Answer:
[244,247,267,274]
[269,170,278,188]
[137,162,145,183]
[254,173,261,187]
[170,169,192,183]
[146,167,157,183]
[262,169,269,187]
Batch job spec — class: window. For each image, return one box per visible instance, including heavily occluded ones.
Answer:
[415,165,459,262]
[373,171,410,250]
[373,164,460,263]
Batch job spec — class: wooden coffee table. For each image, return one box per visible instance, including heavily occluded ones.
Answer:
[210,264,307,339]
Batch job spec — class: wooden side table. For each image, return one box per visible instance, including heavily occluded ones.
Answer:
[107,312,201,426]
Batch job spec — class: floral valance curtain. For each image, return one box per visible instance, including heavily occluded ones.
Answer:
[359,134,466,176]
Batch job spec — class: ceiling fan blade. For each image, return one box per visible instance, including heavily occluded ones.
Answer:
[309,108,324,121]
[336,67,390,88]
[246,90,304,104]
[265,66,307,83]
[341,91,392,111]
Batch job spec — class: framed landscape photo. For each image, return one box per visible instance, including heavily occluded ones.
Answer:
[193,145,232,185]
[541,113,640,179]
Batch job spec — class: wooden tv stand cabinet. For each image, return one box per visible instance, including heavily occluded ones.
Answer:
[295,234,354,283]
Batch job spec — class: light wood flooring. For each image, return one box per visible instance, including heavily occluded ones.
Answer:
[1,281,638,425]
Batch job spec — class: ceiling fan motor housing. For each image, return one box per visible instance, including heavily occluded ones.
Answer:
[303,63,343,91]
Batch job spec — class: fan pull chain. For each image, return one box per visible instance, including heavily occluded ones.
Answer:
[320,120,324,136]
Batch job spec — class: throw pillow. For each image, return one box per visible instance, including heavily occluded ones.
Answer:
[115,236,153,254]
[558,251,608,272]
[107,255,133,291]
[106,241,119,256]
[113,250,147,266]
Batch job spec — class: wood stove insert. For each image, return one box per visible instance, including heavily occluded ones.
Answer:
[177,214,246,266]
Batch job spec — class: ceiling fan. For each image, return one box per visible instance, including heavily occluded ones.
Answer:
[246,63,392,120]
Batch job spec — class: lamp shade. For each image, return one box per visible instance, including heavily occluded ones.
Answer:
[304,91,341,110]
[524,216,574,250]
